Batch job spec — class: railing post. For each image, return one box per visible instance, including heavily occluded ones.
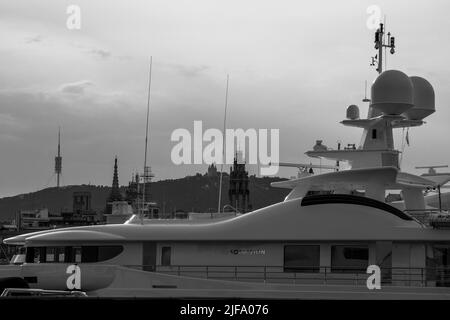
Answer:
[264,266,267,283]
[421,268,424,287]
[206,266,209,279]
[235,266,237,280]
[177,265,180,276]
[409,268,411,287]
[324,267,327,285]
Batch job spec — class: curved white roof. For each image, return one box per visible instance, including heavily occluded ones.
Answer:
[27,230,125,242]
[6,196,450,245]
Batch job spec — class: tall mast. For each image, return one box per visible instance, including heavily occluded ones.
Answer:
[368,22,396,118]
[141,57,153,224]
[55,126,62,187]
[371,22,396,74]
[217,75,230,214]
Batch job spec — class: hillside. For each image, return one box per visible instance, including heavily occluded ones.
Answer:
[0,174,290,221]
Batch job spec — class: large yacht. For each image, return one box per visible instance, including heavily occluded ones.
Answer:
[1,23,450,299]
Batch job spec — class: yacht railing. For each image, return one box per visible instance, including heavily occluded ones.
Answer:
[122,264,450,287]
[405,209,450,227]
[1,288,88,297]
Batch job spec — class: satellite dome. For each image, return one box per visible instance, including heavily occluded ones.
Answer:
[402,76,435,120]
[346,105,360,120]
[370,70,414,115]
[313,140,328,151]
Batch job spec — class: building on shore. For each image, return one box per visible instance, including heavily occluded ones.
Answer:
[228,152,252,213]
[61,191,102,226]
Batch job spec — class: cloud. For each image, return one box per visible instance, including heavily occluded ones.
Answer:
[25,35,44,44]
[0,113,27,141]
[89,49,112,60]
[169,64,210,78]
[59,80,93,95]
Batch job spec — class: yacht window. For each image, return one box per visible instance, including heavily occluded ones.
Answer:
[38,248,46,263]
[98,246,123,262]
[36,247,45,263]
[74,247,82,263]
[331,245,368,273]
[46,247,55,262]
[284,245,320,273]
[65,247,73,263]
[11,253,25,265]
[372,129,377,139]
[78,246,124,263]
[427,245,450,287]
[82,246,99,263]
[161,247,171,266]
[26,245,123,263]
[56,247,65,262]
[25,247,34,263]
[25,247,45,263]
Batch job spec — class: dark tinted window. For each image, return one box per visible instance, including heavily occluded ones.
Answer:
[161,247,171,266]
[331,245,368,273]
[301,194,413,221]
[284,245,320,273]
[98,246,123,262]
[25,247,34,263]
[74,247,82,263]
[65,247,72,263]
[82,246,99,263]
[25,246,123,263]
[25,247,45,263]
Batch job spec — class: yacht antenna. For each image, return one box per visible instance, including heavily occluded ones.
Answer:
[362,80,370,102]
[217,75,230,214]
[371,21,396,74]
[384,16,387,71]
[415,165,449,175]
[416,165,450,212]
[141,56,153,224]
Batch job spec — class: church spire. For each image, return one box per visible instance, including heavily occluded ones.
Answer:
[113,157,119,189]
[109,156,123,201]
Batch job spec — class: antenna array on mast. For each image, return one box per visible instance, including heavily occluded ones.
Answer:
[370,22,396,74]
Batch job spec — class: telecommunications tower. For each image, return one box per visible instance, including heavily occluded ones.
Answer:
[55,127,62,187]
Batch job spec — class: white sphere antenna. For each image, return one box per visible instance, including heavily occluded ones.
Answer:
[370,70,414,115]
[402,76,435,120]
[346,105,360,120]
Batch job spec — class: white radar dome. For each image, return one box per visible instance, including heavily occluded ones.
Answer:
[346,105,360,120]
[402,76,435,120]
[370,70,414,115]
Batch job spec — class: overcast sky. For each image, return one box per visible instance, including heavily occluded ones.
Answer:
[0,0,449,197]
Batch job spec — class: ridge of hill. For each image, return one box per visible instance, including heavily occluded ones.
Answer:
[0,174,289,221]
